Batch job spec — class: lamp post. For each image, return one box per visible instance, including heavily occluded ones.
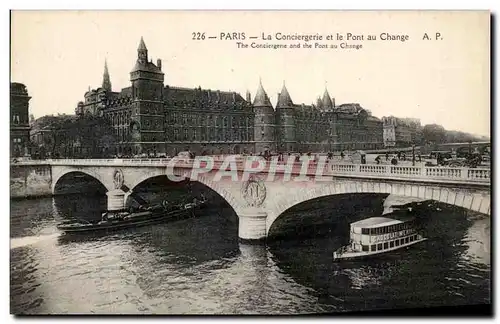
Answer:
[412,143,416,166]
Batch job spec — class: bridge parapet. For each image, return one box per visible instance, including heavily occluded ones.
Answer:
[14,158,491,185]
[330,164,490,184]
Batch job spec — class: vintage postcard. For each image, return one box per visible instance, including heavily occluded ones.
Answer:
[10,10,491,315]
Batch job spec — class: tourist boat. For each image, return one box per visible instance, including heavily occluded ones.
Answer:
[333,217,427,261]
[57,198,207,234]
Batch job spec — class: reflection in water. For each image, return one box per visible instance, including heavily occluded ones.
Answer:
[10,245,45,313]
[10,190,491,314]
[461,215,490,266]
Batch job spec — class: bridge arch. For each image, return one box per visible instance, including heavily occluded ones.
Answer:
[265,180,490,233]
[51,168,111,195]
[126,168,243,215]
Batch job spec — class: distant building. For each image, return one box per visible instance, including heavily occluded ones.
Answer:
[382,116,422,148]
[10,82,31,158]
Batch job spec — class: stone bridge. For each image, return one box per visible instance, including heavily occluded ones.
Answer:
[15,157,491,241]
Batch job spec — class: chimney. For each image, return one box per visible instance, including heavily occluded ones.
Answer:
[157,59,162,70]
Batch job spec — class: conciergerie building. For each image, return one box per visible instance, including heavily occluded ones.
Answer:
[75,37,384,156]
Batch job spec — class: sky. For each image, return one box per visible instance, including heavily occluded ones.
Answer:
[10,10,490,136]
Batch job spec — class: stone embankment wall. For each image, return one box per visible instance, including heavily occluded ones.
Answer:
[10,164,52,199]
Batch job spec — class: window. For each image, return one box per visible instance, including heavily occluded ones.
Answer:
[362,228,369,235]
[390,241,395,248]
[362,245,369,252]
[377,243,383,251]
[405,237,409,244]
[371,244,376,251]
[395,239,400,247]
[384,242,389,249]
[410,235,414,242]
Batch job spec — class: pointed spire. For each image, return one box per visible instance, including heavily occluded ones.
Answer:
[102,59,112,91]
[277,81,293,108]
[137,36,148,63]
[138,36,147,51]
[322,86,333,110]
[253,79,272,107]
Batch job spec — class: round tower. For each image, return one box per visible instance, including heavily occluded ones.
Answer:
[253,80,276,154]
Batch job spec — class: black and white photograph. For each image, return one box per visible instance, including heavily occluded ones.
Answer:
[8,10,491,315]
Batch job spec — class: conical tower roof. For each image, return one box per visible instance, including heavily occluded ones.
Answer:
[253,79,272,107]
[322,88,333,109]
[138,36,147,51]
[276,82,293,108]
[316,96,323,109]
[102,59,112,91]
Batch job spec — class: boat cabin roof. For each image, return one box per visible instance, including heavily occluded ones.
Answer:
[351,217,403,229]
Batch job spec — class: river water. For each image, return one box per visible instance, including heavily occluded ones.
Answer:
[10,186,491,314]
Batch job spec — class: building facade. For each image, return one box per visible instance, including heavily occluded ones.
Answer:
[71,37,384,157]
[10,82,32,158]
[382,116,422,148]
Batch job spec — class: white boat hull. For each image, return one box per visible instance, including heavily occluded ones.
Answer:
[333,237,428,261]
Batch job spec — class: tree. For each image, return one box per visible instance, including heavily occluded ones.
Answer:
[31,114,117,158]
[73,115,117,158]
[422,124,446,144]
